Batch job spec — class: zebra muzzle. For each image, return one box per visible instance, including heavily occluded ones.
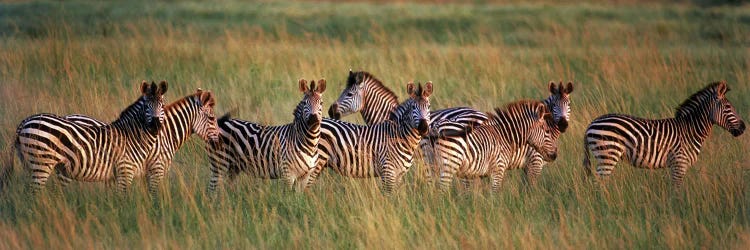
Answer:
[328,103,341,120]
[731,121,745,137]
[417,119,430,136]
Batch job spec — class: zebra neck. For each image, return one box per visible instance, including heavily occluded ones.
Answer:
[362,84,399,125]
[162,102,199,150]
[110,101,158,142]
[293,119,321,140]
[677,114,713,148]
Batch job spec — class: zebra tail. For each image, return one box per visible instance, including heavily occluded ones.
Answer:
[582,135,593,177]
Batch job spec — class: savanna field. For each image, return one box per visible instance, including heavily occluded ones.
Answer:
[1,0,749,248]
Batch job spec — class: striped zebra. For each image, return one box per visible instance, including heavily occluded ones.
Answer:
[14,80,167,193]
[583,81,745,188]
[207,79,326,192]
[309,81,433,194]
[326,70,486,179]
[66,88,221,196]
[431,100,559,192]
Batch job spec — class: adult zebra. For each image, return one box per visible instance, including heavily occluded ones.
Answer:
[432,100,560,192]
[308,81,433,194]
[583,81,745,188]
[328,70,487,135]
[66,88,221,196]
[327,70,573,185]
[13,81,167,193]
[326,71,485,180]
[207,79,326,192]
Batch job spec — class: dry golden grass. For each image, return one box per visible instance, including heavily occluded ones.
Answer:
[0,1,748,249]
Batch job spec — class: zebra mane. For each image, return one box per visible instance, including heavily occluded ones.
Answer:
[218,112,233,124]
[675,81,723,119]
[489,100,546,123]
[115,96,147,123]
[349,71,398,105]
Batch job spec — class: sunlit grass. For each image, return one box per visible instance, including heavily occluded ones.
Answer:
[0,0,748,249]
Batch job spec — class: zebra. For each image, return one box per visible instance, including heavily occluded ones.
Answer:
[66,88,221,196]
[207,79,326,192]
[308,81,433,194]
[14,80,167,193]
[326,70,486,179]
[431,100,560,192]
[583,81,745,188]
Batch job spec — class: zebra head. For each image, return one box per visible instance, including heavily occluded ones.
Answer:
[527,103,559,161]
[403,81,433,136]
[545,81,573,133]
[329,70,365,120]
[140,80,168,134]
[712,81,745,137]
[297,78,327,128]
[194,88,221,148]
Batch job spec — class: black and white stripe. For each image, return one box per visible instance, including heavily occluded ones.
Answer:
[326,71,486,182]
[583,81,745,187]
[207,79,326,192]
[14,81,167,193]
[64,88,221,196]
[431,100,560,192]
[310,81,433,194]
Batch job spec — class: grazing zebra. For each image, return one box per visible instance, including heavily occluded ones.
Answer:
[66,88,221,196]
[309,81,433,194]
[432,100,559,192]
[583,81,745,188]
[14,80,167,193]
[326,70,486,179]
[207,79,326,192]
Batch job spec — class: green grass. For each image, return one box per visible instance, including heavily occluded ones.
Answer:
[1,0,749,248]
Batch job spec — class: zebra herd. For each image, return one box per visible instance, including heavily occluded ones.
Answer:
[6,71,746,196]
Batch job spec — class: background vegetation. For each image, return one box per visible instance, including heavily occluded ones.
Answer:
[0,0,748,248]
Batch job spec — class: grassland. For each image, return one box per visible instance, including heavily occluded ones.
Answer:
[0,0,749,249]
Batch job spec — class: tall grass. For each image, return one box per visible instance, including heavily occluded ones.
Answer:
[0,1,748,249]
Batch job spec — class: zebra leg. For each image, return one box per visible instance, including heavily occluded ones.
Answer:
[114,162,137,194]
[437,160,459,192]
[490,165,507,193]
[523,153,545,186]
[591,146,624,179]
[301,158,328,190]
[208,159,230,193]
[55,168,74,189]
[668,155,689,189]
[279,161,298,192]
[147,161,168,198]
[459,178,473,190]
[28,163,55,193]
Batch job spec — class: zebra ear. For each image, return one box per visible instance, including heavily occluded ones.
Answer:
[407,82,416,97]
[716,80,728,97]
[316,79,326,93]
[565,82,574,94]
[158,80,168,95]
[423,81,433,97]
[299,79,309,93]
[202,91,215,107]
[140,80,149,95]
[549,81,558,95]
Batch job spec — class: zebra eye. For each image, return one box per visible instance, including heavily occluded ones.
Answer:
[347,92,354,97]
